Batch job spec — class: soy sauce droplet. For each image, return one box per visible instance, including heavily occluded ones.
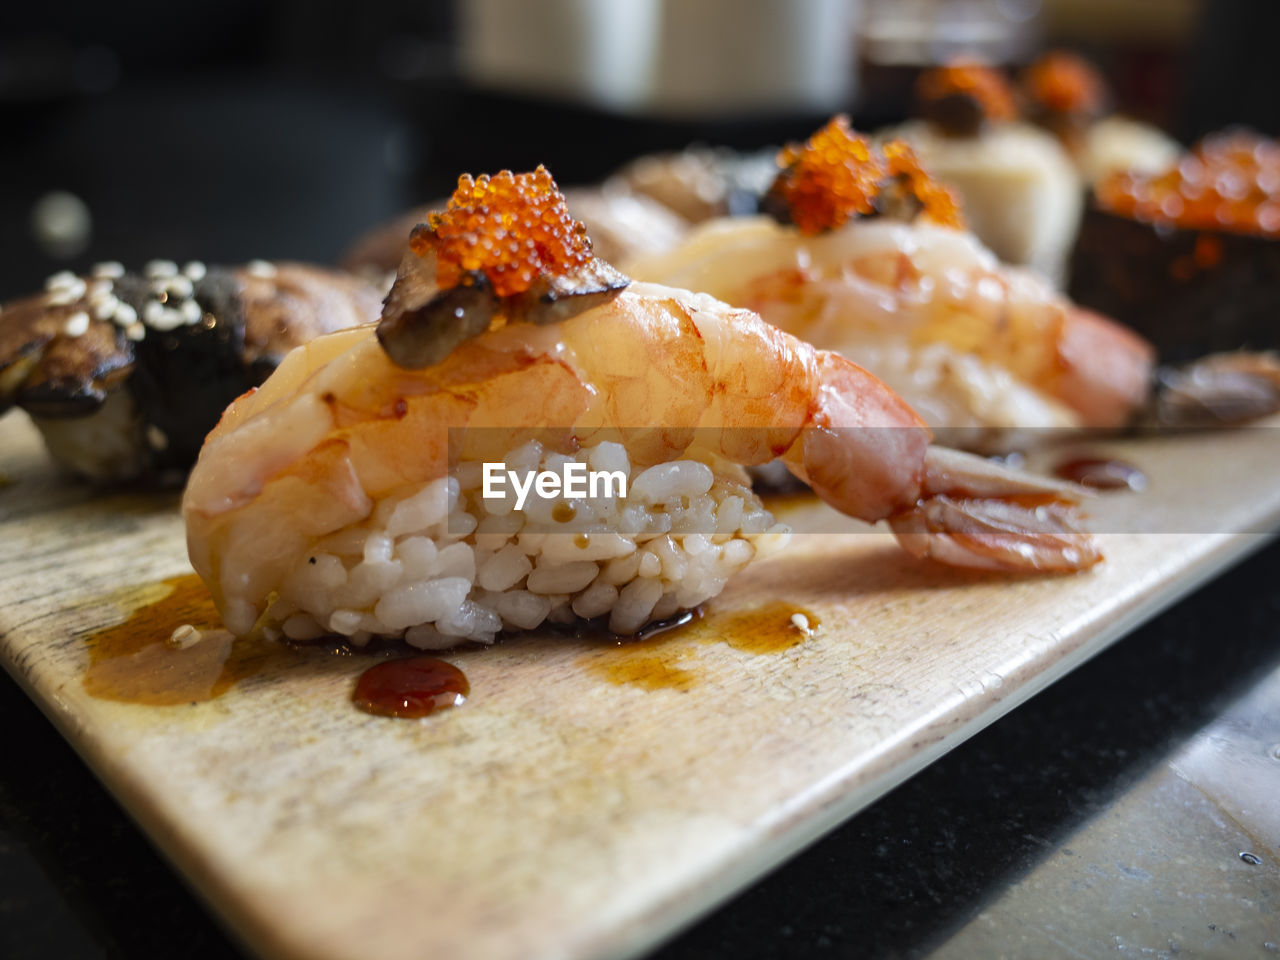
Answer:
[1053,456,1146,491]
[353,657,468,718]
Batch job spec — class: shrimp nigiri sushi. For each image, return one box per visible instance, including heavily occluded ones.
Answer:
[628,117,1155,451]
[183,167,1099,648]
[1019,50,1179,187]
[879,60,1084,285]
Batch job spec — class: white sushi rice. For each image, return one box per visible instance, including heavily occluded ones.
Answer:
[265,440,790,647]
[31,390,152,482]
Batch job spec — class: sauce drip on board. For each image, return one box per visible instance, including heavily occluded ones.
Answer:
[598,654,700,693]
[83,573,276,705]
[1053,456,1147,491]
[581,603,822,691]
[352,657,469,718]
[84,576,816,709]
[713,604,822,655]
[570,609,701,691]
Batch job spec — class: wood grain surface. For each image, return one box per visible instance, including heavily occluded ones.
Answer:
[2,411,1278,960]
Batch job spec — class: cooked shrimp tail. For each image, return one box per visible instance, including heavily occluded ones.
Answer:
[768,348,1101,573]
[887,446,1101,572]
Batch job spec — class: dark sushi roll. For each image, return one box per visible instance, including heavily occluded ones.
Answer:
[0,259,382,483]
[1069,131,1280,364]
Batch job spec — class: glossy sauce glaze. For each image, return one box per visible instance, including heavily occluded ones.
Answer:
[352,657,469,718]
[571,609,700,691]
[1053,456,1147,491]
[582,603,821,691]
[84,575,816,710]
[720,604,821,654]
[83,573,277,705]
[84,574,473,718]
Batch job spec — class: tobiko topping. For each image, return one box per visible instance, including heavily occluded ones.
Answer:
[378,165,630,370]
[916,59,1018,136]
[1097,130,1280,236]
[420,166,595,297]
[1022,50,1107,118]
[766,116,964,234]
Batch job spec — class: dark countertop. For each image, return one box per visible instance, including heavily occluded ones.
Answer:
[3,536,1278,960]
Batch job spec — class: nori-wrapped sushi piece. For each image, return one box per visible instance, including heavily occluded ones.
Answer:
[1069,207,1280,363]
[1069,130,1280,364]
[0,260,381,483]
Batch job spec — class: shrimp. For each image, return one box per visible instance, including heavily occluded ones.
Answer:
[184,279,1099,642]
[627,214,1154,448]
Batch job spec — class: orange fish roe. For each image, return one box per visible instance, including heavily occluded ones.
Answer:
[916,59,1018,125]
[424,165,593,298]
[1097,130,1280,236]
[771,117,964,234]
[883,140,966,230]
[774,117,884,233]
[1023,50,1106,116]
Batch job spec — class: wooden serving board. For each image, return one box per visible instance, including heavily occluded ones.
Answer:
[2,411,1279,960]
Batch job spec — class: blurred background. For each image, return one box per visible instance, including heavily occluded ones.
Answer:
[2,0,1276,300]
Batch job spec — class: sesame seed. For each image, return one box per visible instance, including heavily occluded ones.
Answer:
[148,306,186,331]
[146,424,169,451]
[125,322,146,341]
[790,612,813,635]
[87,279,113,297]
[112,302,138,326]
[143,300,166,325]
[44,270,79,291]
[167,624,201,649]
[144,259,178,278]
[246,259,277,278]
[62,311,90,337]
[183,260,207,281]
[180,300,202,324]
[164,275,193,299]
[47,277,86,305]
[92,293,120,320]
[92,261,125,279]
